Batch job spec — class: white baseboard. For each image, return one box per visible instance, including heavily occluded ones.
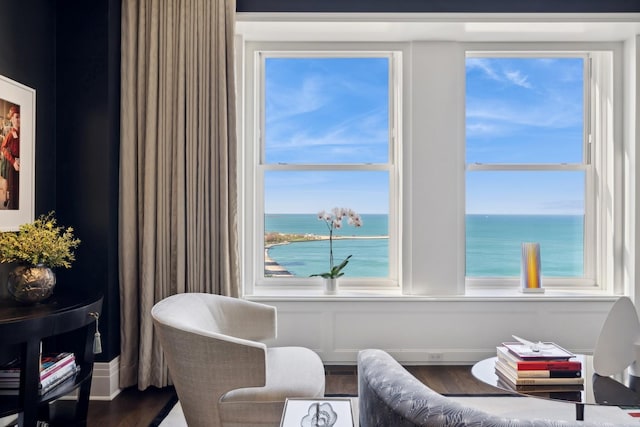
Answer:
[89,356,122,400]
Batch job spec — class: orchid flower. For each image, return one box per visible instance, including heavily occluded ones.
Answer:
[311,207,363,279]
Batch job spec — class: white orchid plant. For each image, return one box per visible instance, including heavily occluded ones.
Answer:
[310,207,363,279]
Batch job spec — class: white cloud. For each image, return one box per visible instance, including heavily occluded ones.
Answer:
[266,74,329,123]
[466,99,581,129]
[269,108,388,151]
[504,70,532,88]
[466,122,503,138]
[466,58,501,81]
[467,58,534,90]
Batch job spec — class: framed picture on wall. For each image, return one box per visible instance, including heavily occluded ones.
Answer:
[0,75,35,231]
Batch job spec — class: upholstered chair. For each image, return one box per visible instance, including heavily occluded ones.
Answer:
[357,349,629,427]
[151,293,325,427]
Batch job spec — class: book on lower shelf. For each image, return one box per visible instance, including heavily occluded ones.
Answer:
[0,364,79,396]
[0,357,22,381]
[40,352,75,375]
[0,352,78,394]
[0,378,20,389]
[40,364,80,395]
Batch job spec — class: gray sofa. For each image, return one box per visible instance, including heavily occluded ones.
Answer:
[357,349,631,427]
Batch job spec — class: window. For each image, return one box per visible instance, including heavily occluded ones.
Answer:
[465,53,595,286]
[250,51,401,289]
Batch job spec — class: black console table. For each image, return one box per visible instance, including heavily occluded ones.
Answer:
[0,287,103,427]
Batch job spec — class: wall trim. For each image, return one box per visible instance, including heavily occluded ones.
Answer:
[58,356,121,401]
[90,356,122,400]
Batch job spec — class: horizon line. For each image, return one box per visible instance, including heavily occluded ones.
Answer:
[265,212,584,216]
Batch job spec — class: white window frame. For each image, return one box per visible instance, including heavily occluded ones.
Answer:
[242,43,403,294]
[464,48,617,290]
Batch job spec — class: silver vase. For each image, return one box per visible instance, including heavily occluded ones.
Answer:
[323,278,338,295]
[7,264,56,304]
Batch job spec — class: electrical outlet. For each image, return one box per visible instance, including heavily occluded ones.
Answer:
[427,352,443,361]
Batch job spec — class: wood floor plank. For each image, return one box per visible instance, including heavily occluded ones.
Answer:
[87,386,175,427]
[406,365,506,395]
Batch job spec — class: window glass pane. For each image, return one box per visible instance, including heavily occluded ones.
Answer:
[466,57,584,164]
[264,171,389,278]
[265,57,389,164]
[466,171,584,277]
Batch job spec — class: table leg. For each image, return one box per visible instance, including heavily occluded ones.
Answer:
[575,403,584,421]
[18,339,41,427]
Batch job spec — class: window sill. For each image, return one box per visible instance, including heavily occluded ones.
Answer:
[245,286,619,302]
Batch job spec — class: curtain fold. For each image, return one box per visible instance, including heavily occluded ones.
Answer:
[119,0,239,389]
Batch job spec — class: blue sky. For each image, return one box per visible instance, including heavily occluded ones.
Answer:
[264,56,585,215]
[265,57,389,165]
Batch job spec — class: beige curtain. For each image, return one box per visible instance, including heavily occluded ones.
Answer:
[119,0,239,389]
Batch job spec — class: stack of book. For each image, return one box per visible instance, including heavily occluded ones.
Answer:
[495,343,583,401]
[0,352,80,395]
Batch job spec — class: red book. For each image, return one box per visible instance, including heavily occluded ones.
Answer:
[497,346,582,371]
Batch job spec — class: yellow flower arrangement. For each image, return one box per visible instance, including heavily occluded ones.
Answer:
[0,212,81,268]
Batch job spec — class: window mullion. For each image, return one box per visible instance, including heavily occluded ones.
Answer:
[466,163,588,172]
[262,163,391,171]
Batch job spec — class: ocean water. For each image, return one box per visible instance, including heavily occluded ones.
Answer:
[265,214,584,278]
[466,215,583,277]
[266,214,388,278]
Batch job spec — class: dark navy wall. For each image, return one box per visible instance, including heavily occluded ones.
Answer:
[54,0,121,362]
[0,0,57,214]
[0,0,121,362]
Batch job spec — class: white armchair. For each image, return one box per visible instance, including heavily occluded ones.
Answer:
[151,293,325,427]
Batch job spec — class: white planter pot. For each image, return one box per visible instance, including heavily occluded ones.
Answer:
[323,278,338,295]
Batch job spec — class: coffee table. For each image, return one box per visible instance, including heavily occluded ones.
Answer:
[280,398,357,427]
[472,355,640,421]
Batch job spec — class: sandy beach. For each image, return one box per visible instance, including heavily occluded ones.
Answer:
[264,247,294,277]
[263,234,388,277]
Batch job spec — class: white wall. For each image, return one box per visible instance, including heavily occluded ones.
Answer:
[254,297,616,364]
[404,41,466,295]
[624,35,640,306]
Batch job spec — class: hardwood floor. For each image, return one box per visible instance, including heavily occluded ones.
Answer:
[87,386,176,427]
[323,364,504,396]
[86,364,503,426]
